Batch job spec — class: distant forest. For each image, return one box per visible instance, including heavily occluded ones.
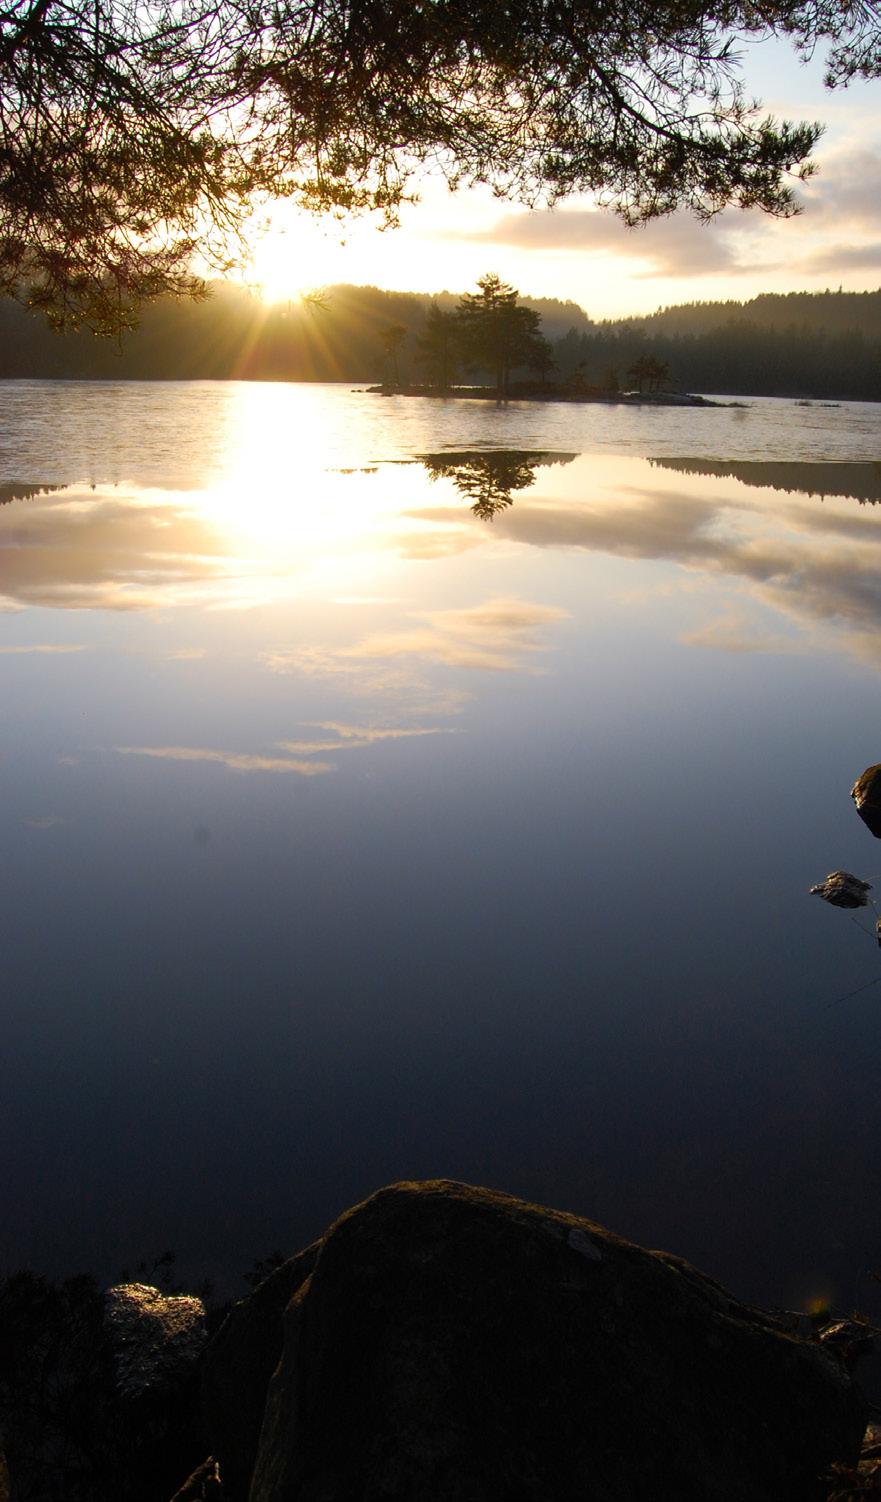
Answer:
[2,284,881,400]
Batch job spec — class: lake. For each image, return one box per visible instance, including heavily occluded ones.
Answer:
[2,380,881,1316]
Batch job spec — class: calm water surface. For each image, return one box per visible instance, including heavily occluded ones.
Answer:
[3,381,881,1312]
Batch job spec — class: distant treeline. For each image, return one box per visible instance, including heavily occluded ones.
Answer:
[2,283,880,399]
[557,294,881,401]
[0,283,588,384]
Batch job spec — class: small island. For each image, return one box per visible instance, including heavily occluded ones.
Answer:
[363,380,723,406]
[361,274,725,405]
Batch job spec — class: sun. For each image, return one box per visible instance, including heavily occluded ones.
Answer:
[245,207,356,303]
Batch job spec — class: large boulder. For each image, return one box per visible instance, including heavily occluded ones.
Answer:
[201,1243,320,1501]
[236,1180,865,1502]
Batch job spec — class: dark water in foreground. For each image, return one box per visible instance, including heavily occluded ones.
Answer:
[2,382,881,1314]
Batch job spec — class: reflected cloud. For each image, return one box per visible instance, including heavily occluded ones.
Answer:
[6,454,881,679]
[263,648,473,717]
[0,486,234,611]
[277,723,455,754]
[22,815,68,829]
[116,745,335,775]
[478,478,881,669]
[0,643,87,655]
[340,598,569,673]
[115,721,458,777]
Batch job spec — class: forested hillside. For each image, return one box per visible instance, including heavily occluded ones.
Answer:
[642,289,881,339]
[558,289,881,399]
[1,283,879,399]
[0,283,589,383]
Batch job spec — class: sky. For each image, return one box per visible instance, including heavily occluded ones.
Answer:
[246,34,881,320]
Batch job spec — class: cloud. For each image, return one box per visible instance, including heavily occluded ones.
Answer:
[23,815,68,829]
[800,242,881,272]
[451,208,765,277]
[0,643,87,655]
[800,148,881,232]
[328,595,403,606]
[680,613,806,655]
[790,147,881,271]
[115,746,334,775]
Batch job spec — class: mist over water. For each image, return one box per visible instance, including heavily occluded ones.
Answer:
[2,380,881,1314]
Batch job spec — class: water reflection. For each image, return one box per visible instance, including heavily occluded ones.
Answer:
[0,483,232,610]
[3,453,881,674]
[651,458,881,506]
[420,450,576,520]
[0,482,66,506]
[116,722,459,780]
[5,396,881,1321]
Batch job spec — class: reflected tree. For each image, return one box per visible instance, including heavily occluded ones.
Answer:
[650,458,881,505]
[420,449,575,520]
[0,483,65,505]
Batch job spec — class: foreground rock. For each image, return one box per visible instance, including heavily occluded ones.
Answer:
[105,1283,207,1399]
[203,1244,320,1500]
[852,763,881,838]
[809,870,873,908]
[202,1180,866,1502]
[0,1272,208,1501]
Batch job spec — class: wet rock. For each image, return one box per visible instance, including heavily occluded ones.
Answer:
[239,1179,865,1502]
[852,764,881,838]
[826,1420,881,1499]
[0,1270,207,1501]
[809,871,872,909]
[103,1283,209,1499]
[170,1456,225,1500]
[818,1317,880,1368]
[104,1282,206,1399]
[202,1244,320,1500]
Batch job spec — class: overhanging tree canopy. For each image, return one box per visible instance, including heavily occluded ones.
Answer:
[3,0,880,331]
